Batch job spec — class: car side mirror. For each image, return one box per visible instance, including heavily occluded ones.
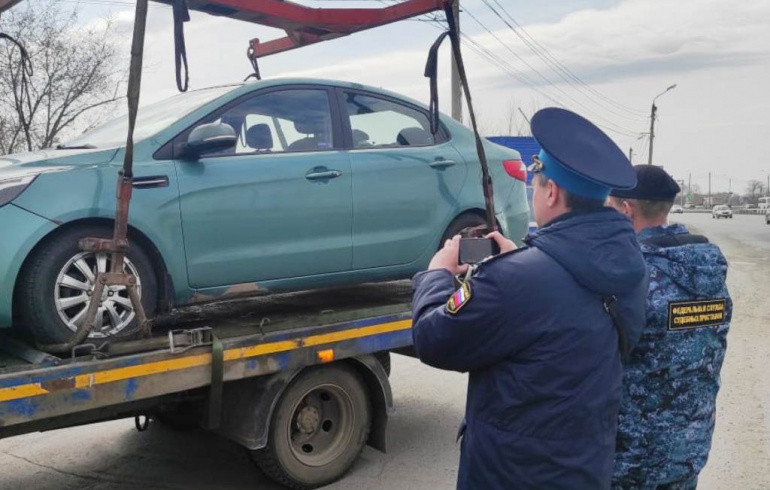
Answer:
[180,122,237,159]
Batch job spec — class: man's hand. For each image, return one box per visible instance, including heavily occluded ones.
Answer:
[486,231,517,253]
[428,235,469,275]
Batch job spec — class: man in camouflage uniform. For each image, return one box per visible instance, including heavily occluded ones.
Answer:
[608,165,731,490]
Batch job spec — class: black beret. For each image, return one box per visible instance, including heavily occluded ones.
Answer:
[609,165,681,201]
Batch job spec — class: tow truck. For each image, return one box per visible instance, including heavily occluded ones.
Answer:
[0,281,412,488]
[0,0,494,487]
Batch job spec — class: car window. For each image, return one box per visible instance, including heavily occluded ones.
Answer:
[199,89,334,156]
[64,85,236,149]
[343,92,435,148]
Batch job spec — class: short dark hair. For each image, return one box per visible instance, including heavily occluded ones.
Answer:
[633,198,675,220]
[535,173,605,213]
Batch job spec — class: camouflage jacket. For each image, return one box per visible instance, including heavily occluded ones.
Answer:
[612,223,731,489]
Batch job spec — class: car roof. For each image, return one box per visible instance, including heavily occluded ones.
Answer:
[214,77,430,110]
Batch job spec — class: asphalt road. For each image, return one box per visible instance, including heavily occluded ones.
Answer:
[0,212,767,490]
[672,213,770,490]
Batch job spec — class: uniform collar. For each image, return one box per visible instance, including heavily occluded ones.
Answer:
[525,208,623,245]
[636,223,689,242]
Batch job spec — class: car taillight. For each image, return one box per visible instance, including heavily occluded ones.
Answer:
[503,159,526,182]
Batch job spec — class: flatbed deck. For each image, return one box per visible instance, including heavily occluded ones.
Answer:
[0,281,413,439]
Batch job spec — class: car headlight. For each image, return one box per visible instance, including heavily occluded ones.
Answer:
[0,175,37,207]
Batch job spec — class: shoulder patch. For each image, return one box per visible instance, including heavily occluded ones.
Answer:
[668,298,727,330]
[446,282,472,315]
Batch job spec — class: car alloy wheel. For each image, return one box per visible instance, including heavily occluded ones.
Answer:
[54,251,142,338]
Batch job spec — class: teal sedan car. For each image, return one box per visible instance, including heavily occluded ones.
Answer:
[0,78,528,343]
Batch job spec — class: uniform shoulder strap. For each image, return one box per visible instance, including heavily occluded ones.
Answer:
[641,233,709,248]
[602,295,631,363]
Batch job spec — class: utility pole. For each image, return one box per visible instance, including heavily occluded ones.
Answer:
[708,172,711,206]
[629,147,633,163]
[648,84,677,165]
[517,107,530,125]
[647,105,656,165]
[688,173,691,206]
[450,0,462,122]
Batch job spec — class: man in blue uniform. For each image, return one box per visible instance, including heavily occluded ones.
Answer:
[411,108,649,489]
[608,166,731,490]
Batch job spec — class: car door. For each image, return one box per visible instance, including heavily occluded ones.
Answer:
[173,86,352,289]
[339,89,468,269]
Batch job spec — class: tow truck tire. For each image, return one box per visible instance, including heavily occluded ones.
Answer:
[16,225,157,344]
[251,364,371,490]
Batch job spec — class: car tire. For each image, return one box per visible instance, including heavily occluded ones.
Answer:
[16,225,157,344]
[251,364,371,490]
[440,213,488,248]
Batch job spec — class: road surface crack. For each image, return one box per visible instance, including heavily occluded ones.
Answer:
[1,451,174,489]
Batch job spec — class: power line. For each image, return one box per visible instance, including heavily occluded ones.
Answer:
[452,26,638,137]
[461,7,641,137]
[461,35,637,137]
[483,0,647,118]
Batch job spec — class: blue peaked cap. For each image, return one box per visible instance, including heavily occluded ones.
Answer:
[531,108,636,200]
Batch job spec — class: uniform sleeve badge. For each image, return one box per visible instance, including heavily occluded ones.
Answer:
[446,282,472,315]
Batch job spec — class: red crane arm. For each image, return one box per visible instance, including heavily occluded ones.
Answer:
[175,0,447,57]
[0,0,22,15]
[3,0,447,58]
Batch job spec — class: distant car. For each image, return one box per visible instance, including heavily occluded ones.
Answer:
[671,205,684,214]
[712,205,733,219]
[0,78,529,343]
[683,203,694,209]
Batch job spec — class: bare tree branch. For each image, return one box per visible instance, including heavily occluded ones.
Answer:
[0,0,125,153]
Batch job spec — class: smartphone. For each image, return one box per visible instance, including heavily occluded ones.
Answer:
[459,237,500,265]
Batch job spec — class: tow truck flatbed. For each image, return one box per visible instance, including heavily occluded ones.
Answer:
[0,281,414,488]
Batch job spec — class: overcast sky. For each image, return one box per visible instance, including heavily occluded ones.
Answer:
[71,0,770,194]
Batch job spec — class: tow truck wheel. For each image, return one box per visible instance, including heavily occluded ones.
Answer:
[16,225,157,344]
[251,364,371,490]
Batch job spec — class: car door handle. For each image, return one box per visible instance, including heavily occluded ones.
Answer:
[132,175,169,188]
[429,159,457,169]
[305,170,342,180]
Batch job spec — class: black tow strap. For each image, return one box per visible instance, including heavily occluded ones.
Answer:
[172,0,190,92]
[425,31,450,136]
[1,32,34,115]
[245,40,262,81]
[0,33,33,75]
[206,332,224,430]
[425,1,497,231]
[603,295,631,363]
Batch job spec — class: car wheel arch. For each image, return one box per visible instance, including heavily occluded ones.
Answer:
[13,217,173,318]
[439,208,502,242]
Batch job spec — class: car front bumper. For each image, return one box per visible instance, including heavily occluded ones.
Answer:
[0,203,58,327]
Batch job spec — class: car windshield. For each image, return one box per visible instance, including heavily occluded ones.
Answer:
[62,85,238,149]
